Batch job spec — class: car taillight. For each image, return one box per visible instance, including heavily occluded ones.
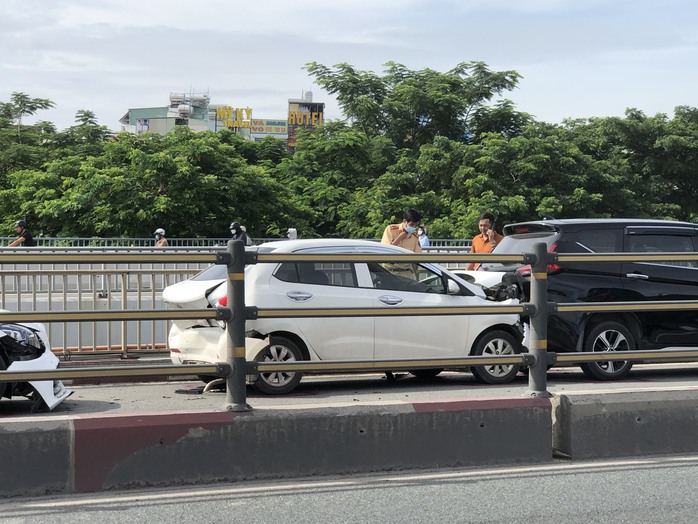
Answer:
[516,243,561,276]
[517,265,532,277]
[217,296,228,307]
[547,263,562,274]
[516,263,562,277]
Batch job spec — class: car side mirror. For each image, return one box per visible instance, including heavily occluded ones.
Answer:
[447,279,462,295]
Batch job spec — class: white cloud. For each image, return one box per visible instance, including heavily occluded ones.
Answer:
[2,0,697,130]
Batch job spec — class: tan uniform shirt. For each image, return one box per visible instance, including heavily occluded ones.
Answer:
[380,224,422,253]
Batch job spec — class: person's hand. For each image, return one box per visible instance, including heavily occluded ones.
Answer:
[486,229,495,242]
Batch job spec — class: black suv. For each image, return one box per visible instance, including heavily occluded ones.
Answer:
[478,218,698,380]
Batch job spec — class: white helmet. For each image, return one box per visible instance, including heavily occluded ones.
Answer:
[154,228,165,236]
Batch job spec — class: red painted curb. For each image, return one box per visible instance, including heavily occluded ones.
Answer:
[73,411,239,492]
[411,397,552,413]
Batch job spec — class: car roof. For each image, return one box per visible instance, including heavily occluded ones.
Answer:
[503,218,698,235]
[254,238,414,254]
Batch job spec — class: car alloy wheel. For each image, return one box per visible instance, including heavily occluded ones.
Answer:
[470,330,521,384]
[580,321,634,380]
[252,336,304,395]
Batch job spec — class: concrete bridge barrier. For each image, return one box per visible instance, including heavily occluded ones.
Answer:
[0,397,551,496]
[551,389,698,459]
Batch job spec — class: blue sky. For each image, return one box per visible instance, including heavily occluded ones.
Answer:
[2,0,697,131]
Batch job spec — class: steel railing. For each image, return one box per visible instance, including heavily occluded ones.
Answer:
[3,245,698,410]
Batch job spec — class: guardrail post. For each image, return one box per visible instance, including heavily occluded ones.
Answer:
[526,242,552,398]
[224,239,252,411]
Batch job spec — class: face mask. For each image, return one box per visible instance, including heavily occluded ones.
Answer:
[405,226,416,234]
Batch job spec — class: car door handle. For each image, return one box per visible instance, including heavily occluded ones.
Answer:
[378,295,403,305]
[286,291,313,302]
[626,273,649,280]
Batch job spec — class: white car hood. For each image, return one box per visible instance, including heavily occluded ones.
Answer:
[455,270,510,289]
[162,278,225,307]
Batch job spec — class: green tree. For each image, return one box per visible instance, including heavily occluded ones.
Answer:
[0,92,55,142]
[2,128,295,238]
[305,61,521,148]
[58,110,111,156]
[272,122,396,237]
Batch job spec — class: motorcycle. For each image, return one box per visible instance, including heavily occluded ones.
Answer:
[0,318,73,412]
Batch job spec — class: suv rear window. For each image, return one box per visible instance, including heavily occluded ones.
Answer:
[479,232,557,271]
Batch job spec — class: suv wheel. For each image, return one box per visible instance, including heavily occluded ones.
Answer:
[580,321,634,380]
[470,330,521,384]
[251,336,304,395]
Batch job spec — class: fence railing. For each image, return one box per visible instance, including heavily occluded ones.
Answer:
[0,247,216,357]
[3,244,698,411]
[0,236,472,249]
[0,243,473,356]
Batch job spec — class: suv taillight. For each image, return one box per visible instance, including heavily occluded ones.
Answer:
[516,242,561,276]
[517,263,562,277]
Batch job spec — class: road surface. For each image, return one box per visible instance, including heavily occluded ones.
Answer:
[2,454,698,523]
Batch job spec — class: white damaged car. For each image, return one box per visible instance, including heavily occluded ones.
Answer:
[0,318,73,412]
[164,239,526,394]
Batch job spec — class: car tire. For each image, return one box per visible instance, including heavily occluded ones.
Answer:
[251,336,304,395]
[580,321,634,380]
[30,388,50,413]
[409,368,443,379]
[470,330,521,384]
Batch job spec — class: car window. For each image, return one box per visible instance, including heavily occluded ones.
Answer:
[559,229,622,253]
[479,232,557,271]
[273,262,357,287]
[189,264,228,281]
[367,262,446,294]
[626,234,698,268]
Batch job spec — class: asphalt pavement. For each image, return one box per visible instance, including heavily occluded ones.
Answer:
[3,358,698,418]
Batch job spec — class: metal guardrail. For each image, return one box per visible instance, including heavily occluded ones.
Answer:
[0,236,473,249]
[3,245,698,410]
[0,363,231,382]
[245,354,536,374]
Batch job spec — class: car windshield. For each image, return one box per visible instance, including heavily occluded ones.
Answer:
[479,232,557,271]
[190,264,228,281]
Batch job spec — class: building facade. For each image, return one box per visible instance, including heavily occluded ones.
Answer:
[120,90,325,150]
[287,91,325,152]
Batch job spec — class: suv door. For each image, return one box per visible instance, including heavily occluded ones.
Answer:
[622,226,698,347]
[546,227,625,352]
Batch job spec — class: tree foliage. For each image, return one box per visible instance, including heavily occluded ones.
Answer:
[305,60,522,148]
[3,65,698,241]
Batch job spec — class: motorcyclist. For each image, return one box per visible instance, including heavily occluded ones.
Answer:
[8,220,35,247]
[154,228,168,247]
[230,222,248,245]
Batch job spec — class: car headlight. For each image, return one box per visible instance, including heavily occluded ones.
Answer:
[0,323,42,350]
